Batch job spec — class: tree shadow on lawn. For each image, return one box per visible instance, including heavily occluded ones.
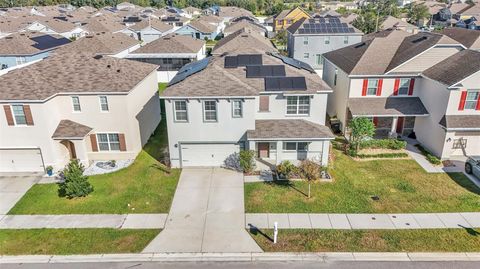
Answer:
[447,173,480,195]
[267,180,308,198]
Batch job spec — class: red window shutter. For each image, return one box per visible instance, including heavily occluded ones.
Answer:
[376,79,383,96]
[119,133,127,151]
[373,117,378,127]
[259,95,269,111]
[458,91,467,111]
[476,95,480,111]
[362,79,368,96]
[408,78,415,96]
[23,105,34,126]
[3,105,14,126]
[393,79,400,96]
[90,134,98,152]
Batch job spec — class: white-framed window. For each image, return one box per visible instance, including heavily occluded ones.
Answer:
[11,104,26,125]
[71,96,81,112]
[97,133,120,151]
[465,90,479,110]
[173,100,188,122]
[303,53,309,59]
[99,96,109,111]
[286,96,310,115]
[325,36,330,44]
[303,36,308,45]
[203,100,217,122]
[315,54,323,65]
[344,36,349,44]
[232,99,242,118]
[398,78,411,95]
[283,142,308,151]
[367,79,379,96]
[15,57,27,65]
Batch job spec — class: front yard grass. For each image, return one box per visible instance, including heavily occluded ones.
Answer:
[9,118,179,214]
[245,150,480,213]
[250,229,480,252]
[0,229,159,255]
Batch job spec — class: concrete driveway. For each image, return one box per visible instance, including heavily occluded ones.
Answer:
[0,173,40,215]
[143,168,262,253]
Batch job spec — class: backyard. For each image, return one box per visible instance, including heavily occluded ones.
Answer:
[245,149,480,213]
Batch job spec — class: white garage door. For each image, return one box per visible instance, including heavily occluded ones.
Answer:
[0,149,44,172]
[181,143,240,167]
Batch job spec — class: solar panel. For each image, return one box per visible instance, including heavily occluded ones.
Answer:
[268,52,315,73]
[224,56,238,68]
[237,54,262,66]
[246,65,286,78]
[169,57,210,86]
[264,77,307,91]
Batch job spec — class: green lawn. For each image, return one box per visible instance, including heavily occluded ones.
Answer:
[245,150,480,213]
[250,229,480,252]
[0,229,159,255]
[9,116,179,214]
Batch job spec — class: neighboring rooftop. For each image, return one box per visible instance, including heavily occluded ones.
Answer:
[224,19,266,35]
[219,6,253,19]
[188,19,217,33]
[212,28,275,55]
[348,97,429,117]
[130,33,204,54]
[287,16,362,35]
[381,16,418,31]
[128,19,173,32]
[440,27,480,50]
[423,49,480,86]
[0,53,157,101]
[0,31,70,55]
[439,115,480,130]
[58,32,139,55]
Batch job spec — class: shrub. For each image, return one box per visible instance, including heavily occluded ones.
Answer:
[359,139,407,150]
[348,117,375,152]
[276,161,300,178]
[58,159,93,199]
[239,150,256,174]
[415,144,441,165]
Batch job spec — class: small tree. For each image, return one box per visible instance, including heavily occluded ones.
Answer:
[58,159,93,199]
[299,160,321,198]
[407,3,430,25]
[239,150,256,174]
[349,117,376,153]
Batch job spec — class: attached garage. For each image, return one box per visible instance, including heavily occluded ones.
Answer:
[180,143,240,167]
[0,148,44,172]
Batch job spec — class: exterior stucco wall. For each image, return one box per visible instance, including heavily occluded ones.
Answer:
[390,46,463,73]
[323,60,350,130]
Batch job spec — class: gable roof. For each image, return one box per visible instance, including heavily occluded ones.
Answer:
[381,16,417,30]
[0,31,70,55]
[287,16,362,35]
[275,7,310,21]
[218,6,253,18]
[52,119,92,139]
[188,19,217,33]
[422,49,480,86]
[212,28,275,55]
[128,19,173,32]
[130,33,204,54]
[0,53,157,101]
[58,32,139,55]
[440,27,480,50]
[224,19,266,35]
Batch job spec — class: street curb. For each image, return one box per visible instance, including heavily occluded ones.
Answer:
[1,252,480,263]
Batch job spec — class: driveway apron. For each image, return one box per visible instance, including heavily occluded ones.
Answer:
[143,168,262,253]
[0,173,40,215]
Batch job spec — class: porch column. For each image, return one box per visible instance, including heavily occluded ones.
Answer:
[248,140,255,152]
[321,141,329,166]
[275,141,283,165]
[390,117,398,136]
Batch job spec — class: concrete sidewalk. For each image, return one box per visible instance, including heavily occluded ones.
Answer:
[246,212,480,229]
[0,214,167,229]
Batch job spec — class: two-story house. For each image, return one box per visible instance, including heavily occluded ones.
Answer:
[274,7,311,32]
[286,16,363,71]
[122,19,174,43]
[126,34,206,82]
[161,36,334,168]
[0,53,160,172]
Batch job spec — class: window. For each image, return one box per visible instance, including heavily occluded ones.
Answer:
[71,96,81,112]
[452,138,467,149]
[367,79,379,96]
[334,68,338,86]
[315,54,323,65]
[344,36,349,44]
[303,36,308,45]
[284,142,308,151]
[325,36,330,45]
[203,100,217,122]
[398,78,410,95]
[174,100,188,121]
[15,57,27,65]
[465,90,480,110]
[11,105,26,125]
[97,133,120,151]
[286,96,310,115]
[303,53,309,59]
[232,100,242,118]
[99,96,109,111]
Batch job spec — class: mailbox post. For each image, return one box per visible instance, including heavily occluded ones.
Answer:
[273,221,278,244]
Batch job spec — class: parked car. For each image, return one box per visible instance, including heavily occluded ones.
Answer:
[465,156,480,179]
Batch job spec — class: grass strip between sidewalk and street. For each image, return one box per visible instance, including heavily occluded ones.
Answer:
[249,228,480,252]
[0,229,160,255]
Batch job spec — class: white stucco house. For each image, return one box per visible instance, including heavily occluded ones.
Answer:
[121,19,174,43]
[0,53,160,172]
[161,32,334,168]
[24,19,88,39]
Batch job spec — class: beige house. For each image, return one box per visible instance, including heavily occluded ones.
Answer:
[0,53,160,172]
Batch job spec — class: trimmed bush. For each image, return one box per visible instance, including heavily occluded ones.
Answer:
[58,159,93,199]
[276,161,301,178]
[239,150,256,174]
[415,144,441,165]
[359,139,407,150]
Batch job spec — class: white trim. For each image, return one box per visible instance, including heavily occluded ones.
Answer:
[173,100,188,122]
[96,132,121,152]
[202,99,218,122]
[71,96,81,112]
[99,96,109,112]
[10,104,27,126]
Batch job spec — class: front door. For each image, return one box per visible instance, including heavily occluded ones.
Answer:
[61,140,77,159]
[258,143,269,158]
[396,117,405,135]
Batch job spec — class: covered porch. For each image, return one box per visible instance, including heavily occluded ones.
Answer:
[246,119,334,166]
[348,97,429,138]
[51,119,92,169]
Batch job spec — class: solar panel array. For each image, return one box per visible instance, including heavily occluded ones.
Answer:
[269,52,315,73]
[246,65,286,78]
[264,77,307,92]
[224,54,263,68]
[169,57,210,86]
[298,17,355,34]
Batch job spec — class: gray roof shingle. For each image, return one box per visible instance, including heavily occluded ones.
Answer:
[52,119,93,139]
[439,115,480,130]
[423,49,480,86]
[130,34,204,54]
[348,97,429,116]
[247,119,334,140]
